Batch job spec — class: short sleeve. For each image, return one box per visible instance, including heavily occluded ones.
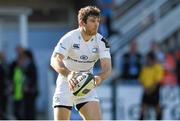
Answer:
[98,37,111,59]
[53,35,71,58]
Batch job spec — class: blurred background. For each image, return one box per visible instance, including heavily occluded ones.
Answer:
[0,0,180,120]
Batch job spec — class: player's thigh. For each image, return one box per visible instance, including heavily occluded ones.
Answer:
[78,101,102,120]
[54,107,71,120]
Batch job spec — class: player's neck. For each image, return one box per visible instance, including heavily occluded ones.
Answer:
[80,28,93,42]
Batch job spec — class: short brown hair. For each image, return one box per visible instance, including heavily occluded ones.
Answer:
[78,6,101,24]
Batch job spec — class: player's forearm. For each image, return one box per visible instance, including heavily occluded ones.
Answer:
[54,66,70,77]
[97,66,112,81]
[95,58,112,86]
[51,59,70,77]
[98,58,112,80]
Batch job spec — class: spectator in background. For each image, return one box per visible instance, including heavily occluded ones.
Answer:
[23,49,38,119]
[9,45,25,80]
[139,52,163,120]
[176,50,180,86]
[0,51,8,119]
[120,40,143,83]
[9,45,25,119]
[96,0,118,37]
[12,52,26,119]
[150,41,165,63]
[161,48,177,86]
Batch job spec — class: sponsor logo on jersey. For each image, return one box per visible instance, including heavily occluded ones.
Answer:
[67,56,95,63]
[73,44,80,49]
[80,55,88,60]
[92,48,98,53]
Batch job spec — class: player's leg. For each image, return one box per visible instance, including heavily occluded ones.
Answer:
[54,106,72,120]
[53,78,73,120]
[77,101,102,120]
[53,95,73,120]
[53,91,73,120]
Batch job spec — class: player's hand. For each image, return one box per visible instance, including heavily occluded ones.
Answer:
[94,76,102,87]
[67,71,78,91]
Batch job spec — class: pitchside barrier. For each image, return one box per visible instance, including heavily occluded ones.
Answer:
[96,84,180,120]
[47,70,180,120]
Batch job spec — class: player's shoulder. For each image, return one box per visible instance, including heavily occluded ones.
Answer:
[96,33,103,41]
[67,28,79,36]
[96,33,108,42]
[96,33,110,48]
[61,28,79,40]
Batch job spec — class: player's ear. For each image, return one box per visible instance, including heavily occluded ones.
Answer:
[79,20,85,26]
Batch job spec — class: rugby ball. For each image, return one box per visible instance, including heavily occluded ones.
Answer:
[71,72,95,97]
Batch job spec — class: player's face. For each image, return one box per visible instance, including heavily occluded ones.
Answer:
[84,16,100,35]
